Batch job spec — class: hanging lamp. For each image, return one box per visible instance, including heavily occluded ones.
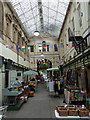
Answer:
[34,30,39,36]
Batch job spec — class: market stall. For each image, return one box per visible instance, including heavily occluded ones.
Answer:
[64,86,86,105]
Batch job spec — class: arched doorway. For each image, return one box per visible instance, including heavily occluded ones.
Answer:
[37,59,52,72]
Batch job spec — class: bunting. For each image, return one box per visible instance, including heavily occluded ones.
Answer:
[27,45,30,47]
[22,45,25,50]
[44,45,47,49]
[56,44,58,48]
[60,44,63,48]
[72,44,74,47]
[66,44,68,46]
[27,45,30,50]
[28,47,30,50]
[34,45,36,49]
[10,45,14,49]
[54,44,58,48]
[5,44,9,48]
[16,45,20,50]
[49,44,53,48]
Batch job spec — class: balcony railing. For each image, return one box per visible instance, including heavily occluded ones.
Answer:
[68,28,90,54]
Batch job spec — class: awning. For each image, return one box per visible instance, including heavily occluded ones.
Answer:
[47,67,59,71]
[24,70,38,75]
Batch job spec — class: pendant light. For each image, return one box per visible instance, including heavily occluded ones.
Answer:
[34,30,39,36]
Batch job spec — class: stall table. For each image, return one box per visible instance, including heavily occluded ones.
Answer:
[2,88,26,110]
[55,110,90,119]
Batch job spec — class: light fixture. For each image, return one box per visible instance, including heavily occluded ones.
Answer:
[34,30,39,36]
[41,54,44,57]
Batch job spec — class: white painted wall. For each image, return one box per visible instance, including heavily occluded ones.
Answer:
[59,1,89,64]
[0,71,2,106]
[0,42,30,67]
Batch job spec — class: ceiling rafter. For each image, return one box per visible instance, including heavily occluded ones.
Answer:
[29,0,37,30]
[18,5,38,17]
[42,4,65,16]
[59,1,69,6]
[10,0,70,38]
[44,20,61,29]
[22,14,39,24]
[43,14,63,24]
[55,0,59,27]
[38,0,44,30]
[26,20,40,29]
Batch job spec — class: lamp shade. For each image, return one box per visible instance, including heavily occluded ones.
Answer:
[34,31,39,36]
[41,54,44,57]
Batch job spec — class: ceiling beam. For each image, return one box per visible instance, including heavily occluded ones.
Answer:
[43,14,63,23]
[42,4,65,16]
[38,0,44,30]
[22,14,39,24]
[18,5,38,17]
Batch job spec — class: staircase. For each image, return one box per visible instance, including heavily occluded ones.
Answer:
[68,28,88,54]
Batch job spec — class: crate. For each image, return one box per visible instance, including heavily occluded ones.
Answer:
[79,108,89,117]
[68,108,78,116]
[66,105,76,108]
[29,91,34,97]
[56,106,64,112]
[58,108,68,116]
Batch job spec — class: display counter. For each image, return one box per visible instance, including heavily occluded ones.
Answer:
[2,88,22,96]
[2,87,29,111]
[64,86,86,105]
[55,105,90,119]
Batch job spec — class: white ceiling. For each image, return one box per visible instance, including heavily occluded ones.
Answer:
[9,0,70,38]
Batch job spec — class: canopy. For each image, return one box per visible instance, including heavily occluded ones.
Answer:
[47,67,59,71]
[24,70,38,75]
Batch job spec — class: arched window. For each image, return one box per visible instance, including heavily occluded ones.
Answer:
[42,41,46,52]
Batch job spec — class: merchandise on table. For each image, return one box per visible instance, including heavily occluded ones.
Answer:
[86,98,90,110]
[79,108,89,117]
[64,86,86,104]
[29,91,34,97]
[56,105,90,117]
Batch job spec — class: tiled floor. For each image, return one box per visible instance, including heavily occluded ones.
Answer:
[6,83,64,118]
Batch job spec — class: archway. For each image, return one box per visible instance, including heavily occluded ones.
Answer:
[37,59,52,72]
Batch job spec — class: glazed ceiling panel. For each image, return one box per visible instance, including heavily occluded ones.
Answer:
[10,0,70,38]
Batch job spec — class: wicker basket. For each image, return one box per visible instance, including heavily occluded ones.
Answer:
[58,108,68,116]
[29,91,34,96]
[56,106,64,112]
[66,105,76,108]
[79,108,89,117]
[69,108,78,116]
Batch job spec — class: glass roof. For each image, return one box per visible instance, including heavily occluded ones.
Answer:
[9,0,70,38]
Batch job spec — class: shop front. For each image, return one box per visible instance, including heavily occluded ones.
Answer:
[60,47,90,109]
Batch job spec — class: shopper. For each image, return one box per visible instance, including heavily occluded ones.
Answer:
[54,79,60,97]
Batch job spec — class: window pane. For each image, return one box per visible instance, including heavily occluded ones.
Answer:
[30,46,34,52]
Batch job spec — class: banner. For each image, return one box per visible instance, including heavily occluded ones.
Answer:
[49,44,53,48]
[22,45,25,50]
[34,45,36,49]
[16,45,20,50]
[10,45,14,49]
[60,44,63,48]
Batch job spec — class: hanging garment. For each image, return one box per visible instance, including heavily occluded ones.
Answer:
[54,81,60,93]
[48,81,54,92]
